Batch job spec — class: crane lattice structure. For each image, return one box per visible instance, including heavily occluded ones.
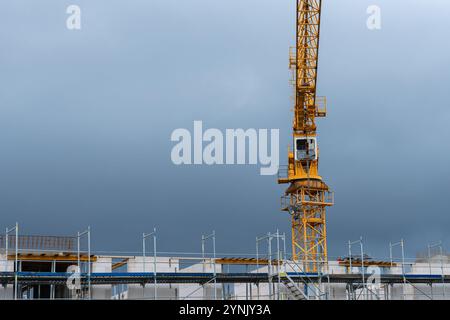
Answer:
[278,0,334,273]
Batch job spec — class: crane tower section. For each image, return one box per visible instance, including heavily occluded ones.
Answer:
[278,0,334,273]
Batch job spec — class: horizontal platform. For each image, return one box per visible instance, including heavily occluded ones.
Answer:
[0,272,448,285]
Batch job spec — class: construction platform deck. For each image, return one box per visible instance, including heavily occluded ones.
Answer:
[0,272,448,285]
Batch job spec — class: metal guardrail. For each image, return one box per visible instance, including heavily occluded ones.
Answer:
[0,235,77,252]
[281,191,334,209]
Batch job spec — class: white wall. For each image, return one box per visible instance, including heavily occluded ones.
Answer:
[127,257,179,300]
[0,254,13,300]
[91,257,112,299]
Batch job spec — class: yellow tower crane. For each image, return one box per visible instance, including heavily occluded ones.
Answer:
[278,0,334,273]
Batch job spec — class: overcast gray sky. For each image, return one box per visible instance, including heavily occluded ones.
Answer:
[0,0,449,260]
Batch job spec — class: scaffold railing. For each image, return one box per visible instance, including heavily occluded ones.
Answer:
[0,235,77,253]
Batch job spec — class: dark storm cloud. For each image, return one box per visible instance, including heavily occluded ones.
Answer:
[0,0,449,259]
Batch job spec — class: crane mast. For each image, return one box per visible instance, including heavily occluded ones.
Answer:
[278,0,334,273]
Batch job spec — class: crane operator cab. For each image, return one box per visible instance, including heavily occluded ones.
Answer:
[294,136,317,161]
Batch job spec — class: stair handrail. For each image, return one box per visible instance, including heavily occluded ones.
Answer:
[282,272,309,300]
[282,259,325,299]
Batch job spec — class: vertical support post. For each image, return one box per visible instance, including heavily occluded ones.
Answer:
[153,229,157,300]
[427,243,433,299]
[348,240,352,274]
[348,237,364,300]
[348,240,352,299]
[245,264,249,300]
[87,226,91,300]
[5,228,8,271]
[202,231,217,300]
[282,232,287,300]
[77,232,80,270]
[276,229,281,300]
[213,231,217,300]
[282,233,286,274]
[143,233,146,273]
[360,237,365,299]
[77,227,91,300]
[256,237,259,274]
[143,228,157,300]
[267,233,272,300]
[401,239,406,300]
[390,239,406,300]
[201,235,205,273]
[15,223,18,300]
[428,244,432,276]
[389,242,393,267]
[440,245,446,299]
[77,231,80,300]
[50,260,56,299]
[5,227,8,300]
[255,237,260,299]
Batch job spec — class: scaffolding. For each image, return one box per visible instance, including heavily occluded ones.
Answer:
[1,223,450,300]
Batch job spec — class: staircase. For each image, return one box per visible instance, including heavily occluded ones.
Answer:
[280,272,308,300]
[279,260,325,300]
